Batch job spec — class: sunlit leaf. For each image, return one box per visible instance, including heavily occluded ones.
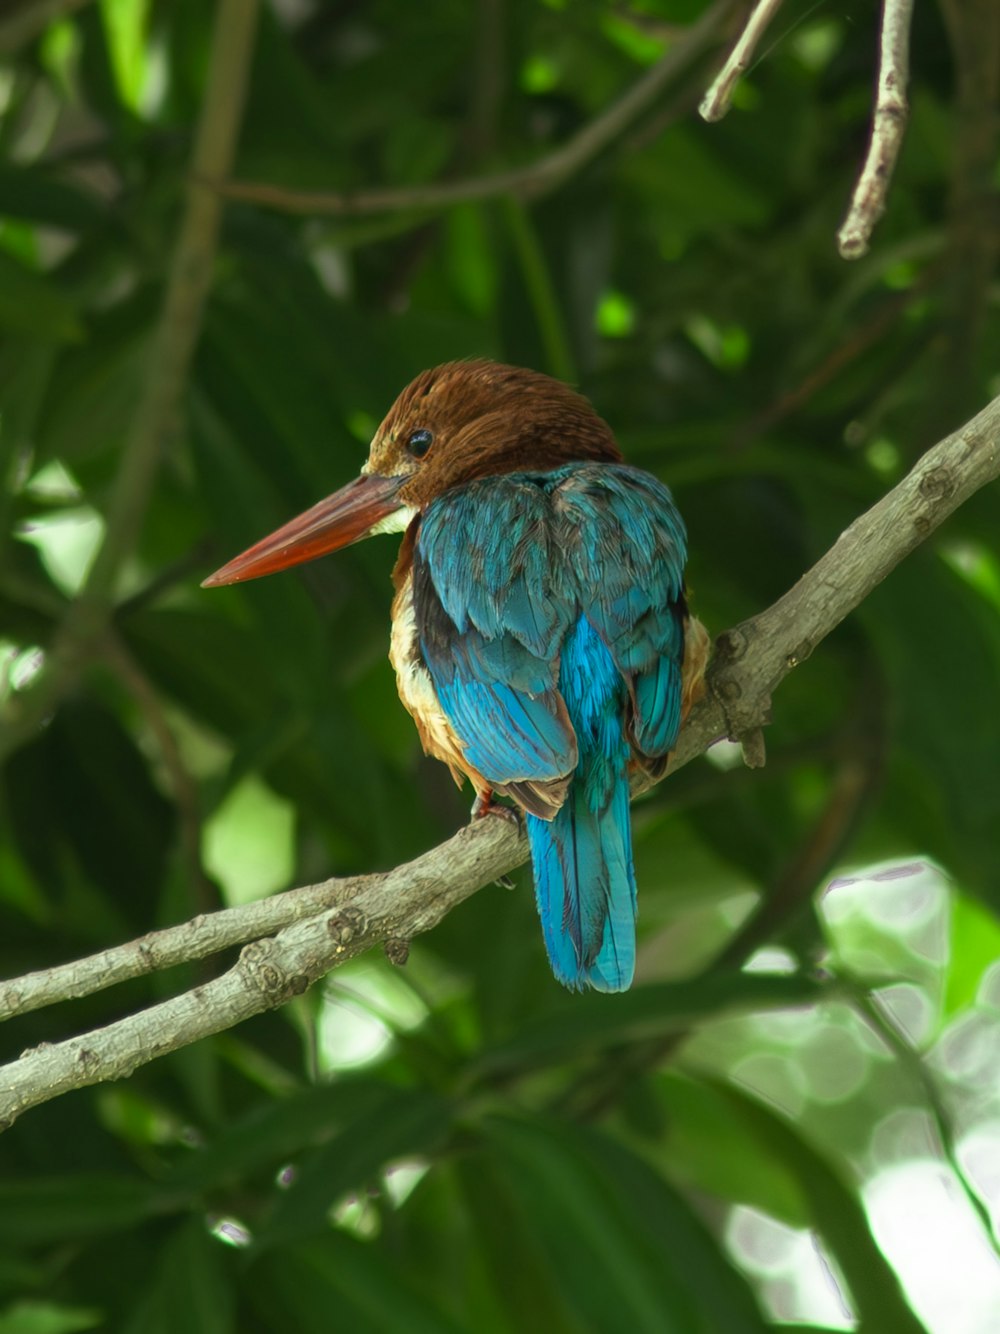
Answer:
[711,1082,927,1333]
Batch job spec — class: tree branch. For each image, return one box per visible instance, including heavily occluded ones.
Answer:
[199,0,733,218]
[699,0,915,258]
[2,390,999,1128]
[0,817,522,1128]
[837,0,915,259]
[698,0,787,122]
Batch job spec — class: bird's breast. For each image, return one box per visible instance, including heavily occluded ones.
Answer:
[389,568,485,791]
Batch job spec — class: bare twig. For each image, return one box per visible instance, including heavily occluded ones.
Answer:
[699,0,787,122]
[0,0,260,765]
[1,390,999,1126]
[200,0,733,218]
[837,0,915,259]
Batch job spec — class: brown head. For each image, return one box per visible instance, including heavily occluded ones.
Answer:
[202,360,622,587]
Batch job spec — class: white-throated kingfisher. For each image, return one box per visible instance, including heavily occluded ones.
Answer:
[204,360,707,992]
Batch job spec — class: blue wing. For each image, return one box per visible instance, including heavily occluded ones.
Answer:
[414,463,688,991]
[414,477,576,810]
[555,466,687,758]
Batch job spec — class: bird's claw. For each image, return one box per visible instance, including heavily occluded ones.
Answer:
[470,791,522,830]
[471,793,522,891]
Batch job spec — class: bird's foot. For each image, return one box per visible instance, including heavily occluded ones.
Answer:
[471,789,522,829]
[471,791,521,889]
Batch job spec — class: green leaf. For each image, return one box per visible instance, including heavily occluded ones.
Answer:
[249,1235,465,1334]
[99,0,150,113]
[121,1220,235,1334]
[0,253,81,342]
[256,1089,452,1248]
[474,973,826,1074]
[0,170,102,232]
[453,1154,583,1334]
[859,552,1000,908]
[0,1304,103,1334]
[943,891,1000,1020]
[0,1176,157,1246]
[713,1082,927,1333]
[167,1078,407,1194]
[482,1115,767,1333]
[32,287,155,466]
[4,699,174,926]
[654,1072,809,1227]
[579,1124,770,1333]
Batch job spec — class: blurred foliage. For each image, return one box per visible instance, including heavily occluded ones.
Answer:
[1,0,999,1330]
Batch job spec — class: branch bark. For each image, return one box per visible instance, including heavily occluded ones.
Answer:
[2,390,999,1128]
[698,0,787,122]
[837,0,915,259]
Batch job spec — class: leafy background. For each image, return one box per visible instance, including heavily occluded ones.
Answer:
[1,0,1000,1330]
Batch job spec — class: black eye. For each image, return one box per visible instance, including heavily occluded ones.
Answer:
[407,428,434,458]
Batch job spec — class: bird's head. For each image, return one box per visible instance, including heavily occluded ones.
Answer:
[202,359,622,587]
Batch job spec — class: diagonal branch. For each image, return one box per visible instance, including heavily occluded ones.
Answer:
[1,390,1000,1128]
[200,0,733,219]
[0,818,522,1129]
[0,822,524,1023]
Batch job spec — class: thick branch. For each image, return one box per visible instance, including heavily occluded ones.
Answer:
[837,0,914,259]
[202,0,732,218]
[1,391,999,1126]
[0,818,522,1127]
[0,820,524,1023]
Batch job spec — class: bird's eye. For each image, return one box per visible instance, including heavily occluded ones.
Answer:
[407,428,434,458]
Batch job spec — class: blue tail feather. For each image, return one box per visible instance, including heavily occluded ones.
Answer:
[526,774,635,991]
[526,616,637,992]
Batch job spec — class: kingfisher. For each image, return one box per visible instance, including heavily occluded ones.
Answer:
[204,360,707,992]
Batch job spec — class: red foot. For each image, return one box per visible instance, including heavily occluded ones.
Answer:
[471,790,522,829]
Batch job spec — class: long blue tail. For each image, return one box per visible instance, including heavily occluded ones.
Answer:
[526,617,636,992]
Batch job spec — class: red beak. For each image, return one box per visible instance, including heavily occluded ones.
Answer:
[201,473,407,588]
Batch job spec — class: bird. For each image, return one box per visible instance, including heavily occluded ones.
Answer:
[203,360,708,992]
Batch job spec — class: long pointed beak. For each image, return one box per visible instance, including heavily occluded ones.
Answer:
[202,473,408,588]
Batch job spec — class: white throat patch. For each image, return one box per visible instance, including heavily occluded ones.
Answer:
[368,504,418,538]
